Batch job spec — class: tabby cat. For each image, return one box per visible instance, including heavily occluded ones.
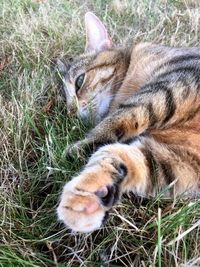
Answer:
[57,12,200,233]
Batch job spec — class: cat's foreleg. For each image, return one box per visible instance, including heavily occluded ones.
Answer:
[64,103,150,158]
[58,143,150,233]
[59,136,199,232]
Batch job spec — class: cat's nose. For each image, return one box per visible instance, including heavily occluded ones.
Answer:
[81,101,87,107]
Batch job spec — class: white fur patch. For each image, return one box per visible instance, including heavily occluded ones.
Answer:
[97,93,112,117]
[57,173,106,233]
[57,205,105,233]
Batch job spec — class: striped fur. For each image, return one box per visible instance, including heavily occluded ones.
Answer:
[57,13,200,233]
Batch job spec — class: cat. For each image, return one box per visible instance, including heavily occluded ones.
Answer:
[57,12,200,233]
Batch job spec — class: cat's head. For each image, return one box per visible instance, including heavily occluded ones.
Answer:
[57,12,129,125]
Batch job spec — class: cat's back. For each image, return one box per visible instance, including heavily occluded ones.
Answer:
[113,42,200,109]
[129,42,200,84]
[130,43,200,152]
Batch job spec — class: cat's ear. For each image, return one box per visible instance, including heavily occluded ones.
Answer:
[85,12,112,53]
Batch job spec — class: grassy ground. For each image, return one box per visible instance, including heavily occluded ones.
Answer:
[0,0,200,266]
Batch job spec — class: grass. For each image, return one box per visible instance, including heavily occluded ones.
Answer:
[0,0,200,266]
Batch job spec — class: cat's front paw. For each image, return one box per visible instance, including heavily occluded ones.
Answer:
[57,175,116,233]
[63,139,94,160]
[57,147,127,232]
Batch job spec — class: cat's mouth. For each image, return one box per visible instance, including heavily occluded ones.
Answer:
[78,97,111,126]
[78,110,95,125]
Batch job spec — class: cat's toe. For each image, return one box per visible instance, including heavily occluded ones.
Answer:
[95,185,119,208]
[58,146,127,232]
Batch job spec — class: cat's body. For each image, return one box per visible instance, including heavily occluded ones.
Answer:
[57,12,200,233]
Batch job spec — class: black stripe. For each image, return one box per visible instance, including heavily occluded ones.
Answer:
[162,88,176,124]
[123,132,147,145]
[143,82,176,125]
[160,161,176,185]
[87,49,129,73]
[134,89,154,96]
[137,81,169,95]
[157,66,200,82]
[147,80,170,93]
[148,102,158,127]
[142,149,159,187]
[119,102,139,109]
[165,54,200,66]
[123,136,139,145]
[155,54,200,79]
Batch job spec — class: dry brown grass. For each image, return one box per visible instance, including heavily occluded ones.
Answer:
[0,0,199,266]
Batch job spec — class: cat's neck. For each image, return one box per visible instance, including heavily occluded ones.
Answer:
[108,46,132,112]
